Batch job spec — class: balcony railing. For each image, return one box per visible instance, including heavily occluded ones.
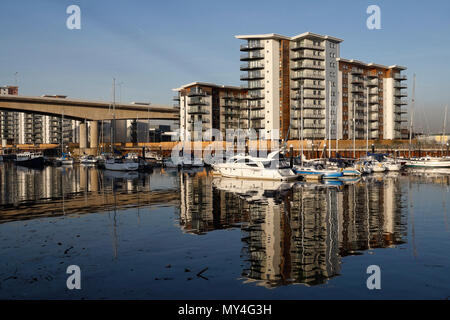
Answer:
[240,52,264,61]
[240,72,264,81]
[394,89,407,97]
[351,68,364,75]
[291,52,324,60]
[291,71,325,80]
[188,97,208,105]
[241,81,264,90]
[292,62,324,70]
[293,82,325,90]
[351,76,364,83]
[394,82,407,88]
[188,88,207,97]
[240,43,264,51]
[394,98,407,105]
[292,41,325,51]
[394,73,407,80]
[188,106,210,114]
[240,62,265,71]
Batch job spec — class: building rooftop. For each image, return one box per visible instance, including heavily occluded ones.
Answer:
[337,58,407,70]
[172,82,242,91]
[235,31,343,43]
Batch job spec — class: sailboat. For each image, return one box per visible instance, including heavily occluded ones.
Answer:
[406,105,450,168]
[105,78,138,171]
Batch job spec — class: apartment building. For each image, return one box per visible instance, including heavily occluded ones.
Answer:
[175,31,407,141]
[173,82,246,141]
[338,59,407,140]
[0,87,79,145]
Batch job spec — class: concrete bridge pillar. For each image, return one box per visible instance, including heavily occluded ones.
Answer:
[90,121,98,149]
[79,123,87,149]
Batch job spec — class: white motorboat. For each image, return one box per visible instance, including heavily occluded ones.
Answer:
[405,156,450,168]
[105,158,139,171]
[383,161,401,171]
[56,155,74,166]
[370,161,386,172]
[15,152,45,167]
[80,155,98,165]
[212,150,297,181]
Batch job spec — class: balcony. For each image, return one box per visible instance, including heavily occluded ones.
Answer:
[240,52,264,61]
[240,72,264,81]
[394,73,407,81]
[303,93,325,99]
[351,86,363,93]
[247,93,265,100]
[173,95,180,101]
[292,113,325,119]
[188,97,208,105]
[351,68,364,75]
[394,98,407,105]
[241,81,264,90]
[291,62,324,71]
[303,123,326,129]
[250,112,265,120]
[394,82,407,88]
[188,88,207,97]
[369,114,378,121]
[291,52,325,61]
[351,76,364,84]
[292,82,325,90]
[368,89,378,95]
[370,123,379,130]
[240,62,265,71]
[292,41,324,51]
[188,106,210,114]
[240,42,264,51]
[291,71,325,80]
[302,104,324,110]
[394,89,407,97]
[367,79,378,87]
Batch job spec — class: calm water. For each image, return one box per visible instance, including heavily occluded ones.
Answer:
[0,163,449,299]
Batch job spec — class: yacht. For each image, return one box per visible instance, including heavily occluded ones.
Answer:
[405,156,450,168]
[105,157,139,171]
[293,160,343,179]
[80,155,98,165]
[56,154,74,166]
[212,150,297,181]
[14,152,45,168]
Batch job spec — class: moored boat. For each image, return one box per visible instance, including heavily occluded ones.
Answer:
[212,150,297,181]
[14,152,45,168]
[105,157,139,171]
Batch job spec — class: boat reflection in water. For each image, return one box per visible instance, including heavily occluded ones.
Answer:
[178,171,407,288]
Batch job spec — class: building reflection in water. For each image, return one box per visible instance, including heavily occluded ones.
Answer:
[178,171,407,288]
[0,163,179,223]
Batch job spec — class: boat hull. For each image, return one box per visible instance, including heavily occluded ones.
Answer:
[15,156,45,168]
[105,162,139,171]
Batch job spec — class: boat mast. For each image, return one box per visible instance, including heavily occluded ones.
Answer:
[328,81,331,159]
[301,85,304,166]
[352,98,356,158]
[112,78,116,154]
[366,87,369,156]
[442,105,448,152]
[61,110,64,156]
[409,74,416,159]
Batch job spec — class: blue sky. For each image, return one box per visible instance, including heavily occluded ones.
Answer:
[1,0,449,130]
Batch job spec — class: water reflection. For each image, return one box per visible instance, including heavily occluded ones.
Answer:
[1,163,448,289]
[179,171,408,287]
[0,163,179,223]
